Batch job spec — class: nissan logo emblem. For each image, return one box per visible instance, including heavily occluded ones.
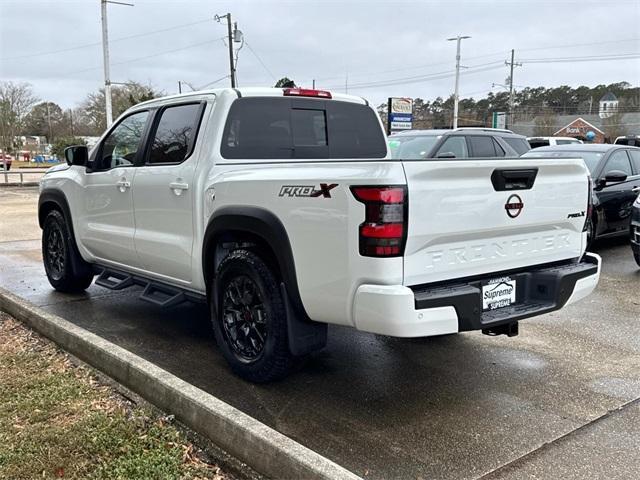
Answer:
[505,194,524,218]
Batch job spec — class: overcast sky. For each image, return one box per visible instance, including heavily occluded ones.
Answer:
[1,0,639,110]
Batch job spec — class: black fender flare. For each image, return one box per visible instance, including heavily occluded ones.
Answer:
[38,189,92,277]
[202,206,326,355]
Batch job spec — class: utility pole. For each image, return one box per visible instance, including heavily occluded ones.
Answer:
[505,49,521,129]
[215,13,238,87]
[447,35,471,129]
[46,103,52,144]
[178,81,182,94]
[101,0,134,128]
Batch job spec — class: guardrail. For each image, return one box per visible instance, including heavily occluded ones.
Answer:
[1,168,49,186]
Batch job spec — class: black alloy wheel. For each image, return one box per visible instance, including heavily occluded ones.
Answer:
[44,223,66,281]
[221,274,268,362]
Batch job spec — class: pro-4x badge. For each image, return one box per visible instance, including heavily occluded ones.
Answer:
[279,183,338,198]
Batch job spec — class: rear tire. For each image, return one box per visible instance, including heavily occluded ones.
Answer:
[211,249,294,383]
[586,218,597,250]
[634,249,640,267]
[42,210,93,293]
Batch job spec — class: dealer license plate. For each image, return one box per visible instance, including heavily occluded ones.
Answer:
[482,277,517,311]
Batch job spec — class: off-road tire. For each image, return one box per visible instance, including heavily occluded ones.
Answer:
[211,249,294,382]
[42,209,93,293]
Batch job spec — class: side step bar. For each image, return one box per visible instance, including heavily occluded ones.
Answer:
[93,266,206,307]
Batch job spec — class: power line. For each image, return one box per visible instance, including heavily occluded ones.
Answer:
[520,53,640,63]
[1,18,212,61]
[197,74,231,90]
[65,38,224,76]
[517,37,640,53]
[245,41,277,82]
[322,61,504,90]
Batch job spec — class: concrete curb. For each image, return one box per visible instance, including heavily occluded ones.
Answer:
[0,287,361,480]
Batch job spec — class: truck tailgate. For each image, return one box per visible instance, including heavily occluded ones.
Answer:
[402,158,589,286]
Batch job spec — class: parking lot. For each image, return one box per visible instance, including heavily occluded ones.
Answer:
[1,186,638,479]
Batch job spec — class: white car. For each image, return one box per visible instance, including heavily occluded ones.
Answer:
[528,136,583,148]
[38,87,601,382]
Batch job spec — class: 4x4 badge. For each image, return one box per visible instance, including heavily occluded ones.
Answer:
[279,183,338,198]
[505,194,524,218]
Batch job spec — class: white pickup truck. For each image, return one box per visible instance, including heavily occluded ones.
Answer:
[39,87,601,382]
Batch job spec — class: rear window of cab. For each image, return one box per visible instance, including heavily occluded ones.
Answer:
[221,97,387,159]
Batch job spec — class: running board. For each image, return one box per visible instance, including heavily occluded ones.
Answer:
[93,266,206,307]
[140,283,185,308]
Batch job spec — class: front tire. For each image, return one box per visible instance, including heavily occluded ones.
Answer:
[211,249,294,382]
[42,210,93,293]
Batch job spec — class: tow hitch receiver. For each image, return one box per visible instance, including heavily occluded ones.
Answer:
[482,322,519,337]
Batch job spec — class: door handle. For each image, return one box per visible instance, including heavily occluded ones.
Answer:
[116,178,130,192]
[169,181,189,196]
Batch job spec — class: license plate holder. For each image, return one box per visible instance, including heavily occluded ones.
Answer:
[482,277,517,311]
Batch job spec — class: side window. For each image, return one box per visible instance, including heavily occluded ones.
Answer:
[469,136,497,157]
[628,150,640,174]
[100,111,149,170]
[528,139,550,149]
[435,136,468,158]
[605,150,633,176]
[148,103,203,164]
[504,137,530,155]
[492,138,506,157]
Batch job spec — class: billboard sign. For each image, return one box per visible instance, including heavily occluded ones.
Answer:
[388,97,413,134]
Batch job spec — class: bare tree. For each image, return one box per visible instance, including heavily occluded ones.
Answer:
[0,81,38,155]
[81,81,161,134]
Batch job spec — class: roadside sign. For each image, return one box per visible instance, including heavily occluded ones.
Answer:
[492,112,506,129]
[388,97,413,134]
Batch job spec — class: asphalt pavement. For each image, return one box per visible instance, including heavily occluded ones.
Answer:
[1,186,639,479]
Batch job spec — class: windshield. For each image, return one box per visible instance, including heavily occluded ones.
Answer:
[522,150,603,174]
[388,135,440,159]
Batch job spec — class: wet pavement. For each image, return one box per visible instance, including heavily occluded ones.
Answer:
[1,187,639,479]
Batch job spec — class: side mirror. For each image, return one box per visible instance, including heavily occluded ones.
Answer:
[64,145,88,167]
[604,170,628,184]
[436,151,456,159]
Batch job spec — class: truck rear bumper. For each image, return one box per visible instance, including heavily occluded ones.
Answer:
[353,253,601,337]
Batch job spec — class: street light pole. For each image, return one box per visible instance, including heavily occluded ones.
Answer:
[447,35,471,129]
[100,0,113,127]
[100,0,133,128]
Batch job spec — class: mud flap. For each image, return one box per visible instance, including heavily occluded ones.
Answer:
[280,283,327,356]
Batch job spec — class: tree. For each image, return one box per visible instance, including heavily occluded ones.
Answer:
[51,136,87,159]
[533,109,557,136]
[22,101,65,142]
[81,81,161,134]
[274,77,296,88]
[0,81,38,155]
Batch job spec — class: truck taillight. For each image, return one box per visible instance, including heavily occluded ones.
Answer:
[351,186,407,257]
[283,88,332,99]
[584,176,593,232]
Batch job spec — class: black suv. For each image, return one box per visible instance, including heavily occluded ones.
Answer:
[388,128,531,159]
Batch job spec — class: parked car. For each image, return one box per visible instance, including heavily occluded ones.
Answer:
[38,88,599,382]
[631,195,640,266]
[527,137,583,149]
[614,135,640,147]
[0,153,12,170]
[522,144,640,245]
[389,128,530,159]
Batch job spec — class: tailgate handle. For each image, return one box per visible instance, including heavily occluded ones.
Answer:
[491,168,538,191]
